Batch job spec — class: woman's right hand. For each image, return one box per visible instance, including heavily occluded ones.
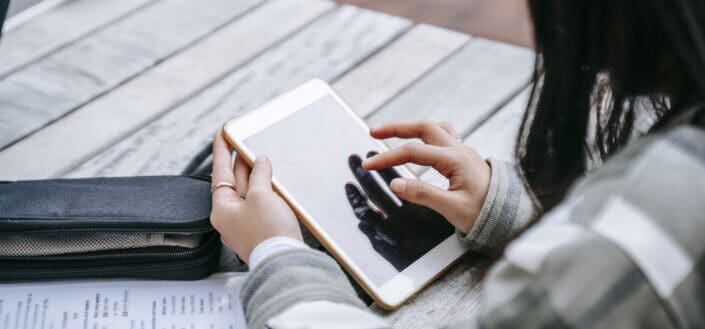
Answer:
[362,121,491,234]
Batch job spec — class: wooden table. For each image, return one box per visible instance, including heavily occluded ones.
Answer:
[0,0,534,327]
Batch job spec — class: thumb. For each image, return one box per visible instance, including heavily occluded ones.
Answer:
[248,156,273,192]
[390,178,456,216]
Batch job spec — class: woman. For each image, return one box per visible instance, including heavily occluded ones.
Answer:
[210,0,705,328]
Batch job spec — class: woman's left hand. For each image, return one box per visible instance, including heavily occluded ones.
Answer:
[209,132,303,264]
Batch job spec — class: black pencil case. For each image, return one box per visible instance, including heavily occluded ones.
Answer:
[0,176,220,282]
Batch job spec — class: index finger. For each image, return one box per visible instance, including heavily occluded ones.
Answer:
[211,132,239,202]
[363,143,455,177]
[370,121,458,146]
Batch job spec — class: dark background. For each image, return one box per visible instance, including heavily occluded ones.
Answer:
[337,0,533,48]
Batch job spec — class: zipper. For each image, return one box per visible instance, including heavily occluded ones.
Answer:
[0,175,213,234]
[0,223,214,235]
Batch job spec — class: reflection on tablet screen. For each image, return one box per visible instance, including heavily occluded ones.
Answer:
[244,96,454,285]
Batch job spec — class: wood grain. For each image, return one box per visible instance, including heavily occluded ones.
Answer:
[0,0,153,78]
[0,0,263,150]
[334,24,469,118]
[370,253,491,328]
[0,0,334,181]
[463,87,530,162]
[65,6,410,178]
[367,38,534,174]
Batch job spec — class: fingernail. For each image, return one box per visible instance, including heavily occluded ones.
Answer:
[390,178,406,195]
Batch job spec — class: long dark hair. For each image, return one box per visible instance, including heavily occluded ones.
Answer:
[0,0,8,37]
[518,0,705,210]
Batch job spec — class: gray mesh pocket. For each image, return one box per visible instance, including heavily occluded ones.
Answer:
[0,232,204,256]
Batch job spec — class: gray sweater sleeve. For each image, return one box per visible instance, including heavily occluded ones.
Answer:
[240,248,367,329]
[456,158,539,253]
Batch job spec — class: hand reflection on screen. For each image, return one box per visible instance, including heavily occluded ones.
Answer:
[344,152,454,271]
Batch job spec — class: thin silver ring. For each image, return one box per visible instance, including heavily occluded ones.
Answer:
[456,138,463,144]
[210,181,236,193]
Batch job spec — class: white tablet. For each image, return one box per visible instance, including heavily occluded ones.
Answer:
[222,79,467,309]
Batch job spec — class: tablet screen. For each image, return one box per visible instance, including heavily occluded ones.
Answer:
[244,95,454,286]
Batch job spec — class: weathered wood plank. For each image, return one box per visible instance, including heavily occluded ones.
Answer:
[366,38,534,174]
[0,0,334,181]
[463,87,531,162]
[0,0,264,150]
[0,0,153,77]
[64,6,411,178]
[371,254,491,329]
[334,24,469,118]
[4,0,68,30]
[420,88,530,190]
